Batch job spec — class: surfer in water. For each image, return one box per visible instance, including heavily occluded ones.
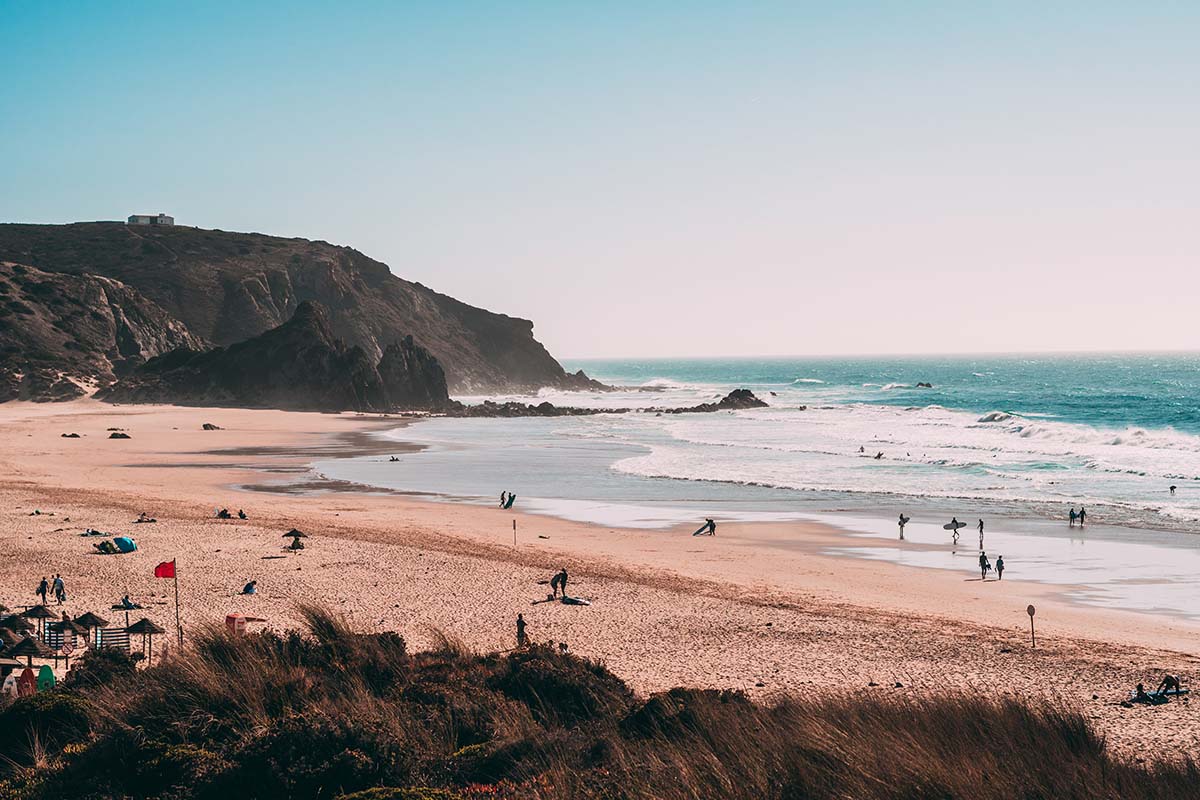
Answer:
[1079,506,1087,526]
[978,519,984,549]
[1170,485,1177,495]
[898,513,909,540]
[1069,507,1077,527]
[978,551,991,580]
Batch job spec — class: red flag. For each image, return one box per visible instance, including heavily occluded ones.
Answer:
[154,560,176,579]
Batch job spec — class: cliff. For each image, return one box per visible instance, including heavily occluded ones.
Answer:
[97,301,448,412]
[0,222,599,394]
[0,262,204,402]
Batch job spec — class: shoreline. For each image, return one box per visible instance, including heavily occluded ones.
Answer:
[2,400,1199,757]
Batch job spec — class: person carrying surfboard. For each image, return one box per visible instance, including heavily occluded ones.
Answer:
[978,551,991,580]
[898,514,909,540]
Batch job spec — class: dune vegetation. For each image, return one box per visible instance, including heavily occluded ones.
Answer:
[0,607,1194,800]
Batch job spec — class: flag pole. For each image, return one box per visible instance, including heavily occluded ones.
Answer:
[173,558,183,647]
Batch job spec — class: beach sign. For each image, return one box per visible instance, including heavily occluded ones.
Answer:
[1,673,16,697]
[1027,604,1037,649]
[17,668,37,696]
[37,665,55,691]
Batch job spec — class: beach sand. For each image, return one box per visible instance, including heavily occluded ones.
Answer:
[2,400,1198,758]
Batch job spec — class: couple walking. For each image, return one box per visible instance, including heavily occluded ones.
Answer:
[36,574,67,605]
[978,551,1005,581]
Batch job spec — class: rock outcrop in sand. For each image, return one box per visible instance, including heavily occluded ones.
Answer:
[98,301,450,412]
[0,222,602,394]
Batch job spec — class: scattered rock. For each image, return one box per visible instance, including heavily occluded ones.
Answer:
[60,433,81,438]
[202,423,222,430]
[916,382,933,388]
[893,682,903,688]
[1092,694,1100,700]
[108,432,131,439]
[868,681,879,687]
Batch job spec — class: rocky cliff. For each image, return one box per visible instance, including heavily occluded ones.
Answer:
[0,262,204,402]
[0,222,599,394]
[98,301,449,412]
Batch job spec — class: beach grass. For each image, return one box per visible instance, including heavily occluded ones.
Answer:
[0,606,1195,799]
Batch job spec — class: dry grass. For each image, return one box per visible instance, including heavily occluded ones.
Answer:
[0,606,1195,799]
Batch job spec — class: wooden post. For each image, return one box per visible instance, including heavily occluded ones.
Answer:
[1027,604,1036,649]
[513,519,517,547]
[173,559,183,647]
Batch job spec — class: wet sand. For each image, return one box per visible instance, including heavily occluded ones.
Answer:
[1,400,1198,758]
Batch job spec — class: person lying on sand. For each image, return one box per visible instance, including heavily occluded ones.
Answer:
[135,512,157,523]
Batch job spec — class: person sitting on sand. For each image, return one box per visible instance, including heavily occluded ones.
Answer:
[1157,674,1182,695]
[241,580,258,595]
[216,508,232,519]
[120,595,140,610]
[898,514,909,540]
[1069,507,1077,527]
[238,509,248,520]
[1134,683,1151,703]
[135,512,157,523]
[978,551,990,580]
[995,556,1004,580]
[516,613,528,647]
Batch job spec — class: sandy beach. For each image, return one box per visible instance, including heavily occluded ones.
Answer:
[2,400,1198,758]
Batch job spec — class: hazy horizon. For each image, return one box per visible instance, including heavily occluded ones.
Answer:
[3,3,1198,359]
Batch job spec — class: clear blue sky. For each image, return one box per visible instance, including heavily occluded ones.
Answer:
[2,2,1198,357]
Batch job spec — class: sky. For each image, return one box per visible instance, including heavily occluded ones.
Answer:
[2,2,1198,358]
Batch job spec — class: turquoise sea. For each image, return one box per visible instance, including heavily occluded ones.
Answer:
[312,354,1200,619]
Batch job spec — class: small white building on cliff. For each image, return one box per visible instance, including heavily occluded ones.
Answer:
[127,213,174,226]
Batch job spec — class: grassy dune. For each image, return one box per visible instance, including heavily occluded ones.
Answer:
[0,607,1194,799]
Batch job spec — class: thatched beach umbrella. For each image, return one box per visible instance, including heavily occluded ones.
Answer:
[0,627,22,651]
[7,635,55,667]
[74,612,109,636]
[0,614,35,634]
[22,605,56,638]
[127,618,166,665]
[284,528,308,550]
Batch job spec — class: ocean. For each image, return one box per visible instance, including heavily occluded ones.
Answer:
[311,353,1200,618]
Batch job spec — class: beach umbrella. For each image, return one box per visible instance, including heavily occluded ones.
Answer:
[51,613,89,638]
[22,605,56,638]
[127,618,166,665]
[0,657,21,670]
[7,635,55,666]
[74,612,110,634]
[284,528,308,550]
[0,614,35,634]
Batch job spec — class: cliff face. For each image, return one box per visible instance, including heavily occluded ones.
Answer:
[98,301,449,412]
[0,222,595,393]
[0,262,205,402]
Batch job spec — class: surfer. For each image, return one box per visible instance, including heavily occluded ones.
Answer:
[516,613,528,647]
[874,451,883,460]
[858,446,865,453]
[1170,485,1177,495]
[1079,506,1087,526]
[978,519,984,549]
[898,513,909,540]
[995,555,1004,580]
[949,517,961,544]
[978,551,991,580]
[499,491,508,508]
[1069,507,1077,528]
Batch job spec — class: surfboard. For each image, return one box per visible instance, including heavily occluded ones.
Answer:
[17,668,37,696]
[0,673,16,697]
[943,522,967,530]
[37,665,56,691]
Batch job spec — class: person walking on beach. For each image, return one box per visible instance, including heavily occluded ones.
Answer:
[35,576,48,605]
[499,491,508,508]
[995,555,1004,580]
[978,519,985,549]
[978,551,991,580]
[898,513,910,540]
[1079,506,1087,526]
[516,613,528,648]
[1069,507,1077,527]
[950,517,960,545]
[52,574,66,604]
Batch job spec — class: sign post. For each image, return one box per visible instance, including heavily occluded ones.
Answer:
[513,519,517,548]
[1027,604,1036,649]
